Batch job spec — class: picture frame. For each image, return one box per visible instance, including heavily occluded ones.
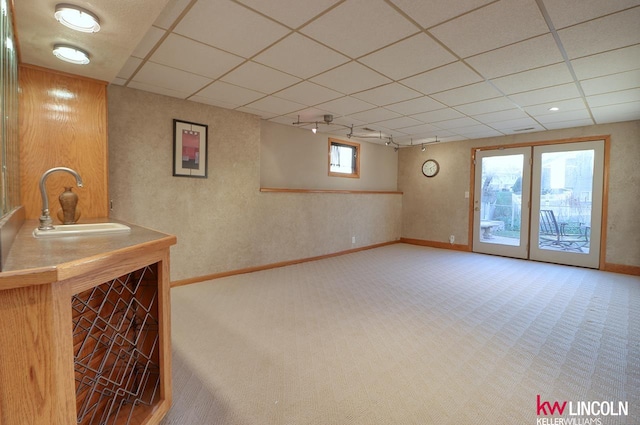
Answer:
[173,119,208,178]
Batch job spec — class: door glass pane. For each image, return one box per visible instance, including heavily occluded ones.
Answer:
[479,154,524,246]
[538,149,594,254]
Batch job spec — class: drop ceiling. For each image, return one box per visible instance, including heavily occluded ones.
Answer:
[14,0,640,145]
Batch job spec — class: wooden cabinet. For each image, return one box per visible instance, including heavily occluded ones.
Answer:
[0,221,175,425]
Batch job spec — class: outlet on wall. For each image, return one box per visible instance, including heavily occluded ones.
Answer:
[352,236,356,244]
[449,235,455,244]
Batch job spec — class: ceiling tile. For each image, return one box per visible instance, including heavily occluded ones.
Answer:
[543,119,595,130]
[244,96,307,115]
[454,97,518,115]
[221,61,301,94]
[254,33,349,79]
[557,7,640,59]
[394,123,440,135]
[587,88,640,108]
[235,0,341,28]
[390,0,494,29]
[274,82,343,105]
[580,70,640,96]
[132,61,212,95]
[375,116,424,129]
[523,98,587,115]
[385,96,446,115]
[454,125,503,138]
[236,106,278,119]
[535,108,591,124]
[491,117,542,131]
[352,83,422,106]
[401,61,482,95]
[300,0,419,58]
[347,108,402,124]
[132,27,166,59]
[509,83,581,107]
[572,44,640,81]
[490,63,574,95]
[411,108,465,123]
[433,117,481,129]
[542,0,640,29]
[154,0,193,29]
[472,109,529,124]
[193,81,265,107]
[174,0,290,58]
[310,61,391,94]
[150,34,245,79]
[591,101,640,123]
[316,96,377,116]
[117,57,143,80]
[358,33,457,80]
[429,0,549,58]
[466,34,564,79]
[430,82,503,106]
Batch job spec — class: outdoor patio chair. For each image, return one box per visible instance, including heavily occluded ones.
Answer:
[538,209,590,252]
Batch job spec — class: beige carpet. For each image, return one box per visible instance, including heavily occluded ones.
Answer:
[160,244,639,424]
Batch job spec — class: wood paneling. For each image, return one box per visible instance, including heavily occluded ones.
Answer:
[19,65,108,220]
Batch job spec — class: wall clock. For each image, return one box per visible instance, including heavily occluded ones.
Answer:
[422,159,439,177]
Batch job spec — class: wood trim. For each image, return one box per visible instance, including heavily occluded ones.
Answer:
[328,137,360,178]
[171,240,400,288]
[400,237,471,252]
[260,187,403,195]
[472,135,611,152]
[599,136,611,271]
[602,263,640,276]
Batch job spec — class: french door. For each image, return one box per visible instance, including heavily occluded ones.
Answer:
[473,140,605,269]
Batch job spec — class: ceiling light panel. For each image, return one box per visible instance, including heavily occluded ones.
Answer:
[52,44,90,64]
[54,3,100,33]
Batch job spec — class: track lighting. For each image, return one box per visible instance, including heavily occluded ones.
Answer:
[54,3,101,33]
[312,123,318,134]
[421,144,426,152]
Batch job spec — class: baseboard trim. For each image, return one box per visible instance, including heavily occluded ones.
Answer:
[171,240,400,288]
[602,262,640,276]
[400,237,471,252]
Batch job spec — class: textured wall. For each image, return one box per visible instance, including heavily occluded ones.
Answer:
[261,121,398,191]
[398,120,640,268]
[108,86,401,281]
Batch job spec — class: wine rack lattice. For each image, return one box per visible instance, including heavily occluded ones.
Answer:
[72,264,161,425]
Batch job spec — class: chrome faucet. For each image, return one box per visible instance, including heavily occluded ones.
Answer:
[38,167,83,230]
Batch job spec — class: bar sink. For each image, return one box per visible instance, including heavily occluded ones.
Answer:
[33,222,131,238]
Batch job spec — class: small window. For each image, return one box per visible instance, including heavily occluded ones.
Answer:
[328,138,360,178]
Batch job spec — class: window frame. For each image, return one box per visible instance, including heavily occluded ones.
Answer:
[328,138,360,179]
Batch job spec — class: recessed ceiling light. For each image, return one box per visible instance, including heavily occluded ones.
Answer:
[54,3,100,33]
[549,107,560,111]
[53,44,90,64]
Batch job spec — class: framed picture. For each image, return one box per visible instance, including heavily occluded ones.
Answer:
[173,119,208,178]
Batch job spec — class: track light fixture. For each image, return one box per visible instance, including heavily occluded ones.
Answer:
[421,144,426,152]
[293,114,353,136]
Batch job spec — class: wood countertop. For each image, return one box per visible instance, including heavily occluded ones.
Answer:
[0,219,176,291]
